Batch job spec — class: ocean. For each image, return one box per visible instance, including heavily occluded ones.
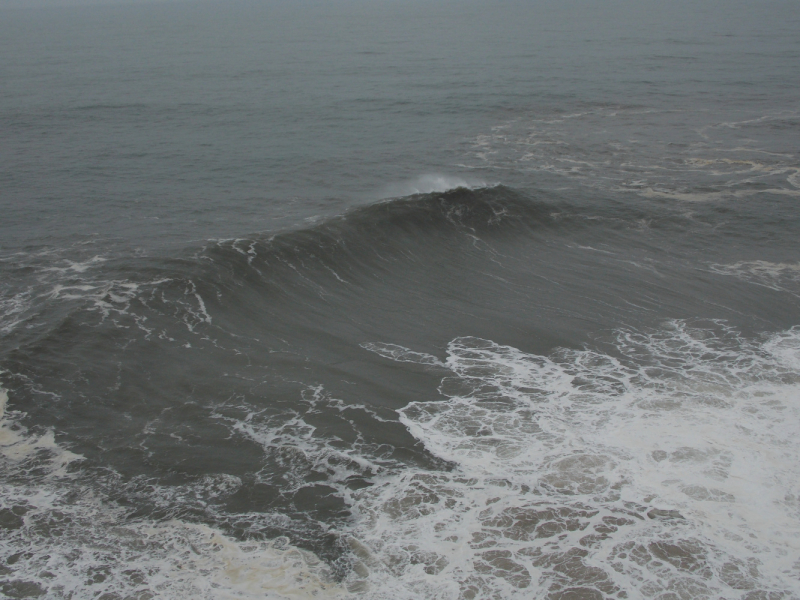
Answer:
[1,0,799,598]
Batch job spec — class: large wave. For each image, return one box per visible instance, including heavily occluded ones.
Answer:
[2,185,800,598]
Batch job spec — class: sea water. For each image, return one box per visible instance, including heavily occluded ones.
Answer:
[1,0,799,598]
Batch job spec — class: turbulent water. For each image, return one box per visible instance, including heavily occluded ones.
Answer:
[1,1,800,598]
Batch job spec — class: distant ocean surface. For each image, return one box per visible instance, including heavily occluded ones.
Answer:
[1,1,800,598]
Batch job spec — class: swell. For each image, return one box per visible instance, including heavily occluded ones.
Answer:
[195,183,790,296]
[1,185,562,392]
[4,183,799,387]
[2,181,775,353]
[0,187,528,349]
[200,185,557,285]
[3,183,798,404]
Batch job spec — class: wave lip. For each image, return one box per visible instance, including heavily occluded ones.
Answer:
[380,174,491,198]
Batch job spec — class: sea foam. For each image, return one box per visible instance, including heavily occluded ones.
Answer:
[3,320,799,598]
[355,321,800,598]
[0,381,344,600]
